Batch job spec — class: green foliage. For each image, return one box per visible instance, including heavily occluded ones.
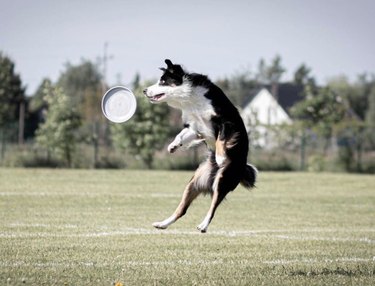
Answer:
[253,151,295,171]
[256,54,286,84]
[291,87,347,136]
[349,74,375,120]
[216,71,257,107]
[55,60,104,167]
[328,74,375,121]
[110,83,170,168]
[217,54,287,107]
[29,78,52,113]
[293,63,317,89]
[35,82,82,167]
[57,60,103,124]
[58,60,102,101]
[6,151,62,168]
[0,52,25,127]
[307,154,326,172]
[292,88,345,125]
[366,86,375,126]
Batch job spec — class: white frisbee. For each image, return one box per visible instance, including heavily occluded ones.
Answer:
[101,86,137,123]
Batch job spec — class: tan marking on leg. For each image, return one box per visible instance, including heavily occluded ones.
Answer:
[215,138,225,156]
[173,181,200,219]
[153,182,200,229]
[215,138,227,166]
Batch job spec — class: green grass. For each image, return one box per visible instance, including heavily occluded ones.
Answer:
[0,169,374,285]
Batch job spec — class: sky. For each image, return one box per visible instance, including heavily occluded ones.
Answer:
[1,0,375,95]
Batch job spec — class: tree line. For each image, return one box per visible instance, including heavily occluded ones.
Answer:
[0,51,374,171]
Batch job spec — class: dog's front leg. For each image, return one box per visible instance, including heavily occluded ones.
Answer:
[168,127,197,153]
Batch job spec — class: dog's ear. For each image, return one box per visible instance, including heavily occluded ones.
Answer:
[165,59,173,68]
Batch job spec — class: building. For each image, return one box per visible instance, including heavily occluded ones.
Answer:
[241,84,304,148]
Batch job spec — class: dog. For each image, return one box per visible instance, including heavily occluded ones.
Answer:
[143,59,257,233]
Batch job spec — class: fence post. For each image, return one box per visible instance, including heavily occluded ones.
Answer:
[93,121,99,168]
[300,129,306,171]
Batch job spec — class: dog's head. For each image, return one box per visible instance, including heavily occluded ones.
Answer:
[143,59,190,104]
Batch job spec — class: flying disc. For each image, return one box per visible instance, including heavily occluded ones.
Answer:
[101,86,137,123]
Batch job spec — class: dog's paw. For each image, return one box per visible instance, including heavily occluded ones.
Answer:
[197,223,208,233]
[167,142,181,153]
[152,222,169,230]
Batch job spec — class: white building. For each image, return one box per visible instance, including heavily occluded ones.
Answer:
[241,84,304,148]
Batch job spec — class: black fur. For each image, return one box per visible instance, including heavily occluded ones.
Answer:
[145,59,257,232]
[164,60,255,189]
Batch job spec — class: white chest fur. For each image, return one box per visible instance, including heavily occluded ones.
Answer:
[181,87,216,146]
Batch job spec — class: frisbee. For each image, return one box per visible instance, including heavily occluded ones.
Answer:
[101,86,137,123]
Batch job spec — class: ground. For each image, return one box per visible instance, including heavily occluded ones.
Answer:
[0,169,374,285]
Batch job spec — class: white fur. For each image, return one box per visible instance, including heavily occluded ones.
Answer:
[179,84,217,149]
[197,214,211,233]
[215,154,226,166]
[146,78,217,150]
[167,127,197,153]
[152,215,177,229]
[145,79,193,106]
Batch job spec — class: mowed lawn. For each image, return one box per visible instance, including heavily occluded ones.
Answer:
[0,169,374,285]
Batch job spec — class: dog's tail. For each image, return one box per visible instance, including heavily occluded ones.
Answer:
[240,164,258,189]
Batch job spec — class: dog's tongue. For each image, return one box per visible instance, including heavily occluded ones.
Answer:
[154,93,165,100]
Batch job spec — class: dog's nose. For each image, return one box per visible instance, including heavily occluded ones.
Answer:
[143,88,148,95]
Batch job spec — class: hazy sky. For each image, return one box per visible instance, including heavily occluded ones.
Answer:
[1,0,374,94]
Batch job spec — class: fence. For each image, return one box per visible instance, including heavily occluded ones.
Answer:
[1,125,374,173]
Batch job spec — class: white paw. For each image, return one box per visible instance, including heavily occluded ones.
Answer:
[152,216,176,229]
[167,142,181,153]
[197,222,208,233]
[152,222,168,229]
[197,216,211,233]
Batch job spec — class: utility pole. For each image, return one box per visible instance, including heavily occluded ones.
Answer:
[101,42,114,95]
[18,98,25,146]
[95,42,114,165]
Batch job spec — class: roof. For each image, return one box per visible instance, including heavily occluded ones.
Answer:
[242,83,305,115]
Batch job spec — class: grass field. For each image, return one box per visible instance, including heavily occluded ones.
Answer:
[0,169,374,285]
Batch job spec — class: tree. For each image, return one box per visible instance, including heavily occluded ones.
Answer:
[57,60,103,121]
[325,75,375,172]
[0,52,25,159]
[256,55,286,85]
[366,86,375,126]
[293,63,317,88]
[256,55,286,106]
[35,82,82,167]
[291,87,348,152]
[341,73,375,121]
[110,82,170,169]
[57,60,104,167]
[29,78,53,114]
[216,69,257,107]
[365,86,375,154]
[0,52,25,126]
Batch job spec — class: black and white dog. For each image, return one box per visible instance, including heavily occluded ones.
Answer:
[144,59,257,233]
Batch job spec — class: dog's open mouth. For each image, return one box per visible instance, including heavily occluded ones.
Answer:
[150,93,166,102]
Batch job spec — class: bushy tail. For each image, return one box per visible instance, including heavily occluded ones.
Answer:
[241,164,258,189]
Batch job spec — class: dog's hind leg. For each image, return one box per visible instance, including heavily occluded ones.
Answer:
[152,159,214,230]
[197,188,227,233]
[197,164,240,233]
[152,181,200,229]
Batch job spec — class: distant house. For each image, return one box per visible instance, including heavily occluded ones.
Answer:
[241,84,304,148]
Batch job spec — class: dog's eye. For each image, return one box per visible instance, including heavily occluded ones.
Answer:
[160,80,166,85]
